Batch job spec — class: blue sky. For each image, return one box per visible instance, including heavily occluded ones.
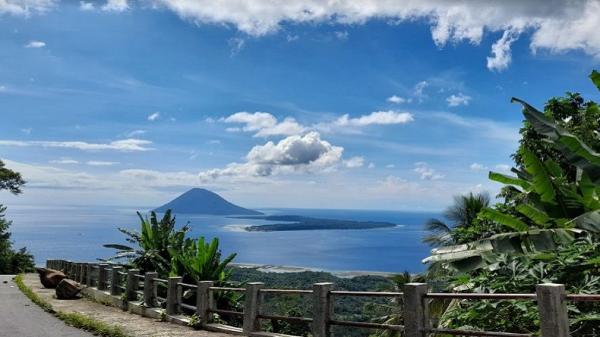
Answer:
[1,0,599,210]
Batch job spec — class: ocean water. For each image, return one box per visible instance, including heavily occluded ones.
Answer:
[6,205,438,273]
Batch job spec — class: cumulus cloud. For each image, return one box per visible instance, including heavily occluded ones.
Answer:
[414,162,444,180]
[0,138,153,151]
[147,112,160,121]
[50,158,79,164]
[446,93,472,107]
[198,131,344,180]
[487,29,520,71]
[79,1,94,10]
[0,0,54,16]
[102,0,128,11]
[343,156,364,168]
[25,40,46,48]
[147,1,600,70]
[334,111,414,127]
[470,162,488,171]
[87,161,119,166]
[223,111,305,137]
[387,95,411,104]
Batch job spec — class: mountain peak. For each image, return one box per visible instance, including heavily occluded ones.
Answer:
[154,188,262,215]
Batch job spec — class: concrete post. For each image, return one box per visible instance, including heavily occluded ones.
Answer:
[73,263,80,282]
[98,264,109,291]
[537,284,569,337]
[243,282,264,333]
[312,282,334,337]
[78,263,85,284]
[85,264,93,286]
[403,283,429,337]
[125,269,139,301]
[111,266,123,295]
[166,276,182,315]
[143,272,158,307]
[196,281,214,325]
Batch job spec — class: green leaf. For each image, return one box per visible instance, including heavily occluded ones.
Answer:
[590,70,600,91]
[480,208,529,231]
[516,204,550,226]
[521,149,556,203]
[489,171,530,190]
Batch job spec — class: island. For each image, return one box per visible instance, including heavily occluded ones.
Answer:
[233,215,397,232]
[154,188,263,215]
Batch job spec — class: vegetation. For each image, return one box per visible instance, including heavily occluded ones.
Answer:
[422,70,600,336]
[15,274,131,337]
[242,215,397,231]
[0,160,34,274]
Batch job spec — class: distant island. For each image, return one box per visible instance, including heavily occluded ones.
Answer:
[154,188,263,215]
[234,215,397,231]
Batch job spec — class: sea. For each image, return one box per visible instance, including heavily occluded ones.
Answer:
[6,205,439,274]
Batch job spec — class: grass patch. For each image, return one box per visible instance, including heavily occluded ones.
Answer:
[14,275,131,337]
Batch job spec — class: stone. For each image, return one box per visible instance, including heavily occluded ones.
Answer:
[36,268,67,289]
[56,279,83,299]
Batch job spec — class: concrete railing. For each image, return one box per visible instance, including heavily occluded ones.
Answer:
[46,259,600,337]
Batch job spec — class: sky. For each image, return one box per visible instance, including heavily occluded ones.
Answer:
[0,0,599,211]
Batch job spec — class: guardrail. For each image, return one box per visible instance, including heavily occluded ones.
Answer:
[46,259,599,337]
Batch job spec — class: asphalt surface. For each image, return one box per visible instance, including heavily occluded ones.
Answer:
[0,274,94,337]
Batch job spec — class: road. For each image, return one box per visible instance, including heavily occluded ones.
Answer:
[0,274,94,337]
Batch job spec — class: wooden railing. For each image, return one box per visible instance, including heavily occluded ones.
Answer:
[46,259,600,337]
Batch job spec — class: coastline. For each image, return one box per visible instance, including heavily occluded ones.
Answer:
[231,262,398,278]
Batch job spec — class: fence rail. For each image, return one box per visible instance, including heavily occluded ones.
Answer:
[46,259,599,337]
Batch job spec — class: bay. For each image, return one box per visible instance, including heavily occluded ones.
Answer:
[6,205,438,273]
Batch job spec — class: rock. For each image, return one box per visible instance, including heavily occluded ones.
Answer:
[56,279,83,299]
[36,268,67,289]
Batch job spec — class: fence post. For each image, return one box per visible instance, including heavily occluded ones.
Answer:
[74,263,81,282]
[125,269,139,301]
[196,281,214,325]
[98,264,108,291]
[78,263,84,284]
[537,283,569,337]
[86,264,93,286]
[167,276,182,315]
[403,283,429,337]
[143,272,158,307]
[243,282,264,333]
[111,266,123,295]
[312,282,334,337]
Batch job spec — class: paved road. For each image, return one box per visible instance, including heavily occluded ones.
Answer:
[0,275,94,337]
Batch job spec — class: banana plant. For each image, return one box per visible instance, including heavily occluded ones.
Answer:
[425,87,600,272]
[104,210,189,275]
[169,236,236,284]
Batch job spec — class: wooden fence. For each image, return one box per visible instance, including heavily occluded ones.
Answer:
[46,259,600,337]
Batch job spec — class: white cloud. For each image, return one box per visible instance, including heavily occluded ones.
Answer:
[49,158,79,164]
[102,0,128,12]
[199,131,344,180]
[387,95,411,104]
[334,111,414,127]
[87,161,119,166]
[368,162,375,169]
[79,1,94,11]
[470,162,488,171]
[228,37,246,56]
[494,164,512,172]
[414,162,444,180]
[125,129,146,137]
[0,138,153,151]
[413,81,429,100]
[25,40,46,48]
[224,112,305,137]
[0,0,54,16]
[446,93,472,107]
[147,112,160,121]
[148,1,600,70]
[343,156,364,168]
[487,29,520,71]
[432,112,519,143]
[334,30,349,40]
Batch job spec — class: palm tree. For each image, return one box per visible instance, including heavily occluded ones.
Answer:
[422,192,490,247]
